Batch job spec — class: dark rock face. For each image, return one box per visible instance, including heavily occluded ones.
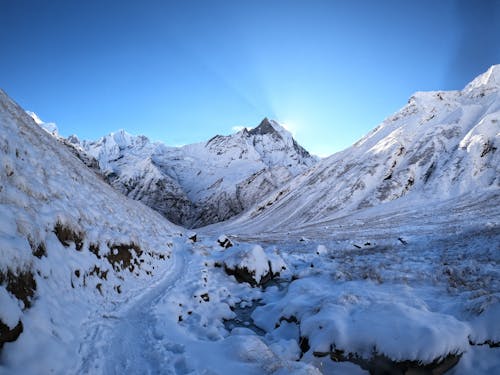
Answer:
[224,264,274,287]
[59,138,101,174]
[248,118,281,137]
[109,173,195,227]
[0,320,23,349]
[311,348,461,375]
[217,236,233,249]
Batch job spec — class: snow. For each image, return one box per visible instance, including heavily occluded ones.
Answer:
[469,303,500,344]
[464,64,500,93]
[0,88,182,373]
[449,345,500,375]
[315,245,327,255]
[1,66,499,374]
[26,111,58,135]
[0,287,22,329]
[223,245,275,284]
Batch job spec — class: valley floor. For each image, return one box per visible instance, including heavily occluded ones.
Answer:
[64,192,500,375]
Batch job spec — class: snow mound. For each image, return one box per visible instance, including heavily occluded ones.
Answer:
[469,303,500,345]
[253,278,470,363]
[220,244,287,286]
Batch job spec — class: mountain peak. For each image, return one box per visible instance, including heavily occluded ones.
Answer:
[464,64,500,93]
[248,117,281,137]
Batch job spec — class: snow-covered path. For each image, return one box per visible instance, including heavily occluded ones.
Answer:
[76,251,188,375]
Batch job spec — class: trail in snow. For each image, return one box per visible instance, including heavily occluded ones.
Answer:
[76,251,189,375]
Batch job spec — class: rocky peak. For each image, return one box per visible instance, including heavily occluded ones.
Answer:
[248,117,281,137]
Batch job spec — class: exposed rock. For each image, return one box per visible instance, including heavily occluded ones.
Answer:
[312,348,461,375]
[224,264,274,287]
[0,320,23,349]
[221,245,285,287]
[188,233,197,242]
[217,235,233,249]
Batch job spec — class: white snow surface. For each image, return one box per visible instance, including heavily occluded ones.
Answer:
[26,111,58,135]
[1,65,500,375]
[0,287,22,329]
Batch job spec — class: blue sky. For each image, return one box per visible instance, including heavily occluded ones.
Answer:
[1,0,498,156]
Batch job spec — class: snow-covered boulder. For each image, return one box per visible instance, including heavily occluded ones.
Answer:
[221,245,286,286]
[217,235,233,249]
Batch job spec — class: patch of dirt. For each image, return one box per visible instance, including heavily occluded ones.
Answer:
[88,265,108,280]
[105,242,143,272]
[89,243,101,258]
[0,269,36,309]
[0,268,36,352]
[54,222,84,251]
[28,238,46,258]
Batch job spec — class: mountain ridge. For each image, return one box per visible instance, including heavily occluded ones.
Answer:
[63,117,317,228]
[209,65,500,235]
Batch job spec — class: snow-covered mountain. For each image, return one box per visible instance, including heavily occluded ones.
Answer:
[0,88,184,372]
[0,89,322,374]
[216,65,500,234]
[72,118,317,228]
[1,66,500,375]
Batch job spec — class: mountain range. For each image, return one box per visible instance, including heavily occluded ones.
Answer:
[0,65,499,374]
[61,118,317,228]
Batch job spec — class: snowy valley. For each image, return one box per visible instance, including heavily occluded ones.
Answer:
[0,65,499,375]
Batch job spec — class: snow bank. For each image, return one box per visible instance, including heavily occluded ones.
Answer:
[253,278,471,363]
[0,287,22,329]
[469,303,500,344]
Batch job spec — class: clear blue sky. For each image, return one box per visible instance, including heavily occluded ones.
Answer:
[1,0,499,156]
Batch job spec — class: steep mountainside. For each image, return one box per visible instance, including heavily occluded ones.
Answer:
[0,89,183,372]
[213,65,500,234]
[71,118,317,227]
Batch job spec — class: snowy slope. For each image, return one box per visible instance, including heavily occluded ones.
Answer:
[0,90,324,375]
[195,66,500,374]
[2,66,499,375]
[217,65,500,234]
[74,118,317,228]
[0,89,185,373]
